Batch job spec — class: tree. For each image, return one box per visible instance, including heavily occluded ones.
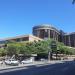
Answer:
[72,0,75,4]
[5,38,75,60]
[6,42,35,56]
[6,44,19,56]
[0,48,7,56]
[57,42,65,54]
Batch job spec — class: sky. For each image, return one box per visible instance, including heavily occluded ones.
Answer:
[0,0,75,39]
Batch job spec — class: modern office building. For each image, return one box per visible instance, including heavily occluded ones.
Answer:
[33,24,75,47]
[33,24,60,41]
[5,35,43,42]
[64,33,75,47]
[0,24,75,47]
[0,35,43,47]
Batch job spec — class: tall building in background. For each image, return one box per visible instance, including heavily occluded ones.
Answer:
[64,33,75,47]
[33,24,75,47]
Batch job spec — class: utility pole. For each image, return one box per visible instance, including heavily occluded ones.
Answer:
[48,51,51,61]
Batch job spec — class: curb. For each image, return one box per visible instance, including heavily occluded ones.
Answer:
[0,63,49,72]
[0,60,72,73]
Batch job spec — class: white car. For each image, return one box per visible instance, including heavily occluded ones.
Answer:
[0,61,3,64]
[40,58,47,61]
[5,59,19,66]
[21,58,33,64]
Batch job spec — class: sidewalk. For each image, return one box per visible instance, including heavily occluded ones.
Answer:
[0,60,73,72]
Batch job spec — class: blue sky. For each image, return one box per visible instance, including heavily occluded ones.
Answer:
[0,0,75,39]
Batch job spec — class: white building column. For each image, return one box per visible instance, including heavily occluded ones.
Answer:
[48,29,50,38]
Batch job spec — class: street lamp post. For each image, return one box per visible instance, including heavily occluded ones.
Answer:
[50,41,57,60]
[48,50,51,61]
[48,40,57,61]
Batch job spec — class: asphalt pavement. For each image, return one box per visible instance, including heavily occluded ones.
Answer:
[0,61,75,75]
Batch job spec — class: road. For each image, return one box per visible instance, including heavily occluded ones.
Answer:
[0,61,75,75]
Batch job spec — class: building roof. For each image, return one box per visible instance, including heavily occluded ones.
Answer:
[33,24,60,33]
[0,34,43,41]
[33,24,54,29]
[64,32,75,35]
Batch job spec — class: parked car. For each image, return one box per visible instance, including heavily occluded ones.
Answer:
[0,61,3,64]
[21,58,33,64]
[40,58,47,61]
[5,59,19,66]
